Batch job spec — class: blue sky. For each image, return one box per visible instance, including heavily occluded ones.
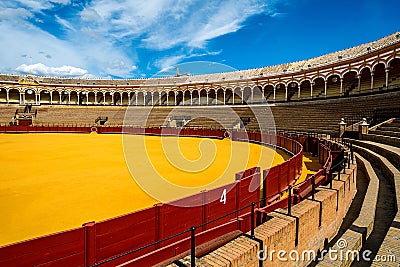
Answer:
[0,0,399,79]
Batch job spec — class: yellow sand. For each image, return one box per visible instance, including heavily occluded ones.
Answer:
[0,133,287,246]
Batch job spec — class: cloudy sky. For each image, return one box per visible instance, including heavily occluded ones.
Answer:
[0,0,399,78]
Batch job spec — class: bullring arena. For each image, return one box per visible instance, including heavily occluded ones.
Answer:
[0,32,400,267]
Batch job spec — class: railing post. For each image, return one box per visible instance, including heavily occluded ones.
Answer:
[251,202,255,238]
[311,175,315,200]
[288,186,292,215]
[191,226,196,267]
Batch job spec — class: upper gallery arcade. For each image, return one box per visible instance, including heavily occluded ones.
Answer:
[0,32,399,106]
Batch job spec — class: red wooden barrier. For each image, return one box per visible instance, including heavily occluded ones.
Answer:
[0,127,309,267]
[0,228,84,267]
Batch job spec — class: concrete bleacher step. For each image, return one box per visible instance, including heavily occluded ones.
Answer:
[317,153,379,267]
[348,142,400,266]
[350,139,400,172]
[371,130,400,138]
[362,133,400,148]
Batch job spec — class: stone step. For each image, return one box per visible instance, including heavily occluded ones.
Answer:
[348,143,400,267]
[349,139,400,172]
[362,133,400,148]
[317,153,379,267]
[371,130,400,138]
[378,126,400,132]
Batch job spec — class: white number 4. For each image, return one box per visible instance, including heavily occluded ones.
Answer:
[220,189,227,204]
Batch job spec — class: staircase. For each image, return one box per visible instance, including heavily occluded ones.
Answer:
[327,118,400,266]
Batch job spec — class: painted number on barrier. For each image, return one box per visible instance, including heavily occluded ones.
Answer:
[220,189,227,204]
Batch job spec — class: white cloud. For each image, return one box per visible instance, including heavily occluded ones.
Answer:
[155,55,186,71]
[81,0,270,50]
[0,0,282,77]
[16,63,88,77]
[55,15,76,31]
[14,0,71,12]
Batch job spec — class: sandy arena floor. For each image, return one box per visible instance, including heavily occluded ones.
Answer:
[0,133,305,246]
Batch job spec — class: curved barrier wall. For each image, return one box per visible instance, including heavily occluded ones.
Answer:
[0,126,338,267]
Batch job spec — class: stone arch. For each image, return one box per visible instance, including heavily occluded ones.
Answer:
[275,83,286,101]
[388,58,400,89]
[263,85,274,101]
[192,90,199,105]
[104,92,112,105]
[175,90,184,105]
[233,87,242,104]
[225,88,233,105]
[183,90,191,105]
[88,91,96,105]
[252,85,263,103]
[137,91,145,106]
[243,86,251,104]
[0,88,7,103]
[342,71,358,96]
[299,80,311,99]
[40,89,51,104]
[25,88,35,103]
[8,88,20,103]
[359,67,372,93]
[286,82,299,101]
[311,77,325,98]
[216,88,224,104]
[199,89,207,105]
[208,89,216,105]
[372,63,386,90]
[326,74,341,97]
[113,91,121,105]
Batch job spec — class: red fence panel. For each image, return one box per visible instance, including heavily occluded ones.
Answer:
[95,206,157,262]
[263,166,280,200]
[160,193,203,244]
[0,228,84,267]
[203,183,238,230]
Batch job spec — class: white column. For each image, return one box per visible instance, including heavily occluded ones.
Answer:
[357,75,361,94]
[370,72,374,91]
[68,92,71,104]
[385,68,390,89]
[251,88,254,103]
[19,92,22,105]
[6,90,9,103]
[59,92,62,104]
[206,91,209,105]
[166,93,169,106]
[198,92,201,105]
[223,91,226,105]
[232,91,235,104]
[190,92,193,106]
[143,93,146,106]
[262,88,265,103]
[324,81,327,97]
[50,92,53,104]
[273,88,276,101]
[111,93,114,105]
[159,92,161,105]
[310,83,313,98]
[135,92,138,106]
[95,92,97,104]
[340,78,343,95]
[297,86,301,99]
[151,92,154,106]
[182,92,185,105]
[241,89,244,104]
[103,93,106,105]
[120,93,123,105]
[174,92,177,106]
[285,87,288,101]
